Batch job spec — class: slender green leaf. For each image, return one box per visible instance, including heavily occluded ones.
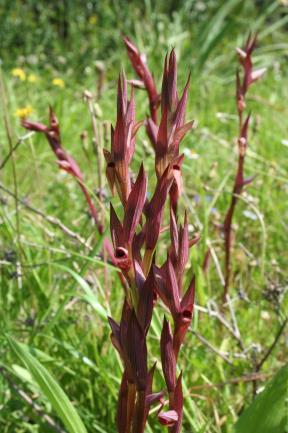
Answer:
[197,0,244,67]
[235,364,288,433]
[7,335,88,433]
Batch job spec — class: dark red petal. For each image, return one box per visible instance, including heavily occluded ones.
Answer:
[119,301,135,381]
[189,234,201,248]
[137,267,155,334]
[126,85,135,126]
[242,175,256,187]
[173,276,195,356]
[177,211,189,284]
[166,258,181,317]
[103,148,112,164]
[132,120,143,138]
[146,118,158,149]
[174,72,190,129]
[181,275,195,313]
[110,203,125,250]
[108,316,122,354]
[145,391,164,407]
[116,372,129,433]
[241,111,251,140]
[123,164,147,244]
[161,317,176,392]
[144,363,158,419]
[117,70,127,119]
[156,105,168,158]
[134,260,145,291]
[132,228,146,263]
[145,165,173,250]
[146,362,156,396]
[158,410,178,426]
[245,32,257,55]
[126,311,148,391]
[170,373,183,433]
[123,35,158,123]
[173,120,194,151]
[153,264,170,309]
[168,49,178,111]
[122,35,139,56]
[108,316,120,339]
[113,72,129,164]
[236,69,243,100]
[170,207,179,263]
[161,53,169,113]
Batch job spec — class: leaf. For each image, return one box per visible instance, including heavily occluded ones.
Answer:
[12,364,34,384]
[197,0,244,68]
[234,364,288,433]
[54,264,108,319]
[7,335,88,433]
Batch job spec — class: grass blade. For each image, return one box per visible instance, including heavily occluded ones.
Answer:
[7,335,88,433]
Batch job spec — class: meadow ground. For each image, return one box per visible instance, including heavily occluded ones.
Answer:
[0,1,287,432]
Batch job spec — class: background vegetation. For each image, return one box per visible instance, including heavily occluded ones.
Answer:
[0,1,287,432]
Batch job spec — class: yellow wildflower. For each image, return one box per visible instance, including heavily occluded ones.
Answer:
[14,106,33,118]
[52,78,65,88]
[27,73,38,83]
[89,15,97,25]
[11,68,26,81]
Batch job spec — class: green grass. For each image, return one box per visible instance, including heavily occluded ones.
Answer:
[1,2,288,433]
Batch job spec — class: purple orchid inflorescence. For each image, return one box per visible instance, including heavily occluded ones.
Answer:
[22,107,104,234]
[105,37,198,432]
[223,34,265,301]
